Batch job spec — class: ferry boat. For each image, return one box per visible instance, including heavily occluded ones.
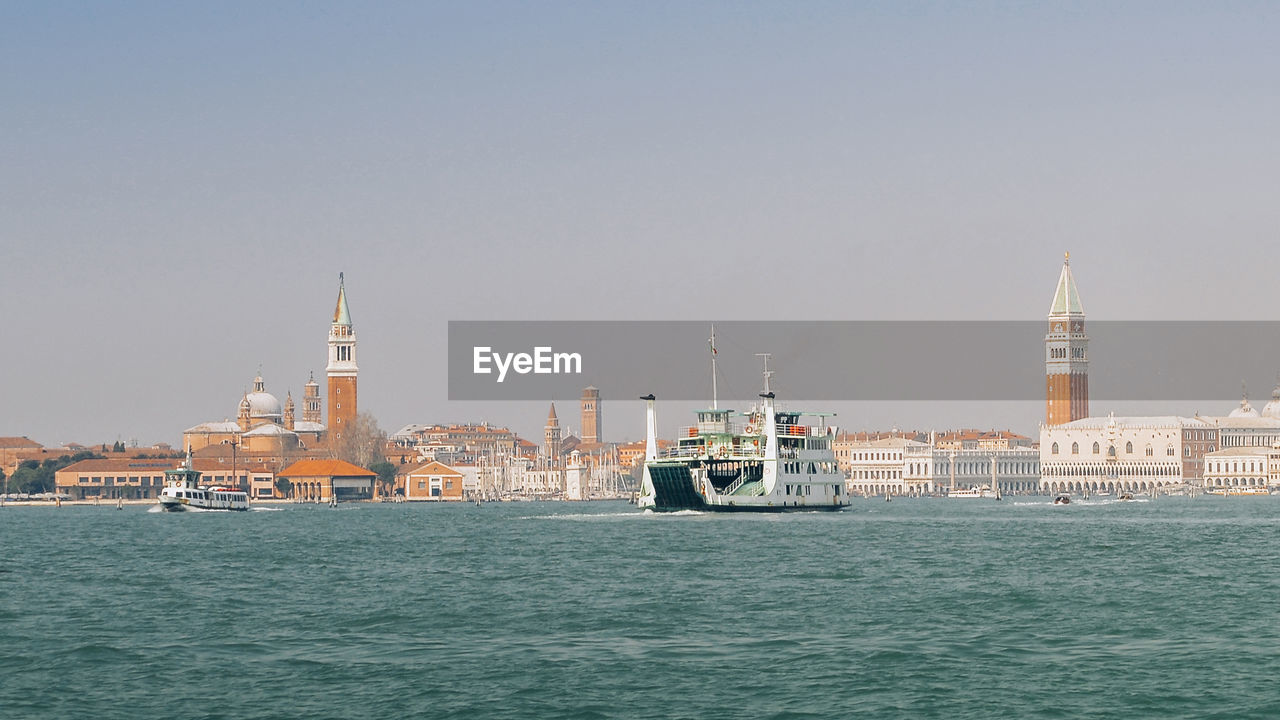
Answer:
[1207,486,1271,497]
[947,485,1000,499]
[636,352,848,513]
[158,453,249,512]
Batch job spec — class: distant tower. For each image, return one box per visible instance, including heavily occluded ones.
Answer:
[302,371,323,424]
[284,392,296,431]
[544,403,562,467]
[1046,252,1089,426]
[580,387,601,444]
[237,394,251,432]
[327,273,358,440]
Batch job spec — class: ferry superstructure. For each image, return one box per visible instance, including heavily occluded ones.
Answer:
[636,349,848,512]
[158,453,249,512]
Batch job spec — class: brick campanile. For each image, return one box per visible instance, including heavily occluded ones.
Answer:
[327,273,358,440]
[580,386,601,444]
[1045,253,1089,426]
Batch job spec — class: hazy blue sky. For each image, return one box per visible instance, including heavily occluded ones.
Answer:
[3,1,1279,447]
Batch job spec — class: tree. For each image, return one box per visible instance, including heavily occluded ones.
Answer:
[274,476,292,499]
[330,412,387,469]
[370,461,397,498]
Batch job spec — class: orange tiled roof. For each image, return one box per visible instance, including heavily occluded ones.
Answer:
[0,436,44,449]
[278,459,375,478]
[57,458,275,474]
[405,460,463,477]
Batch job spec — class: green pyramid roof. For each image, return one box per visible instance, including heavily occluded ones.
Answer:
[333,273,352,326]
[1049,253,1084,316]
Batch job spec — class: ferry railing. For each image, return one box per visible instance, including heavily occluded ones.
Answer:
[658,446,767,460]
[722,476,747,495]
[679,423,755,438]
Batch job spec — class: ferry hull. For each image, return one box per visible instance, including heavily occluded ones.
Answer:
[642,463,848,513]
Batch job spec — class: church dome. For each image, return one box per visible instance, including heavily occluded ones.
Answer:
[1230,401,1260,418]
[244,375,283,420]
[1263,384,1280,419]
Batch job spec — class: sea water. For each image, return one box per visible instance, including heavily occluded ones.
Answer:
[3,497,1280,719]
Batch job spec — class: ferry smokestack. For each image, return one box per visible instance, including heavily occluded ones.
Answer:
[642,395,657,461]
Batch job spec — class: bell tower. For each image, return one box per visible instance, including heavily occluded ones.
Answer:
[580,386,601,444]
[302,371,323,425]
[1045,253,1088,426]
[544,403,562,468]
[327,273,358,440]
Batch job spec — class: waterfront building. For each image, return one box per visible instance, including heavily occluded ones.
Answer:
[278,459,375,503]
[402,460,465,501]
[0,436,46,478]
[1039,415,1216,494]
[55,457,276,501]
[1046,253,1089,426]
[1202,446,1280,490]
[843,431,1040,496]
[845,437,930,496]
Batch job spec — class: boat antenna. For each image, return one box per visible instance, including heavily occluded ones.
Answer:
[755,353,773,395]
[709,325,718,410]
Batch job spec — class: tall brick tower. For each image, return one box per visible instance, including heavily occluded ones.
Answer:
[580,386,601,444]
[327,273,358,440]
[1045,253,1088,426]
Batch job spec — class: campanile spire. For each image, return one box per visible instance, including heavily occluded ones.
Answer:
[1045,253,1088,425]
[327,273,358,440]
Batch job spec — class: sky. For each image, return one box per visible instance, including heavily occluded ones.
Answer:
[3,1,1279,448]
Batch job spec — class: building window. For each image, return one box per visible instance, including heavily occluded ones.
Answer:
[1168,446,1175,456]
[1071,442,1079,455]
[1126,442,1133,454]
[1051,442,1059,455]
[1092,442,1100,455]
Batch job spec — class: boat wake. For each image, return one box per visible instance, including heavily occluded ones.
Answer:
[525,511,672,521]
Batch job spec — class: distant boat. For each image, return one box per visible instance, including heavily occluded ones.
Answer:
[158,452,248,512]
[1118,492,1134,502]
[1208,486,1270,496]
[1053,494,1071,505]
[948,486,999,499]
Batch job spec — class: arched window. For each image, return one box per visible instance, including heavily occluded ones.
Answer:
[1126,441,1133,454]
[1071,442,1079,455]
[1092,442,1100,454]
[1051,442,1059,455]
[1145,445,1153,457]
[1167,445,1175,456]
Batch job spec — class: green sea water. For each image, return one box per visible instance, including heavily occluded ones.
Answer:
[3,497,1280,719]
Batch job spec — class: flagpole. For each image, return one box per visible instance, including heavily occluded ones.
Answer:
[709,325,718,411]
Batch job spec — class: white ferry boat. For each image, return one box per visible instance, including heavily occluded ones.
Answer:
[158,453,249,512]
[947,486,1000,499]
[1207,486,1271,497]
[636,352,848,513]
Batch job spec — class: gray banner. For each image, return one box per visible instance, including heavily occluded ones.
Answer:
[448,321,1280,402]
